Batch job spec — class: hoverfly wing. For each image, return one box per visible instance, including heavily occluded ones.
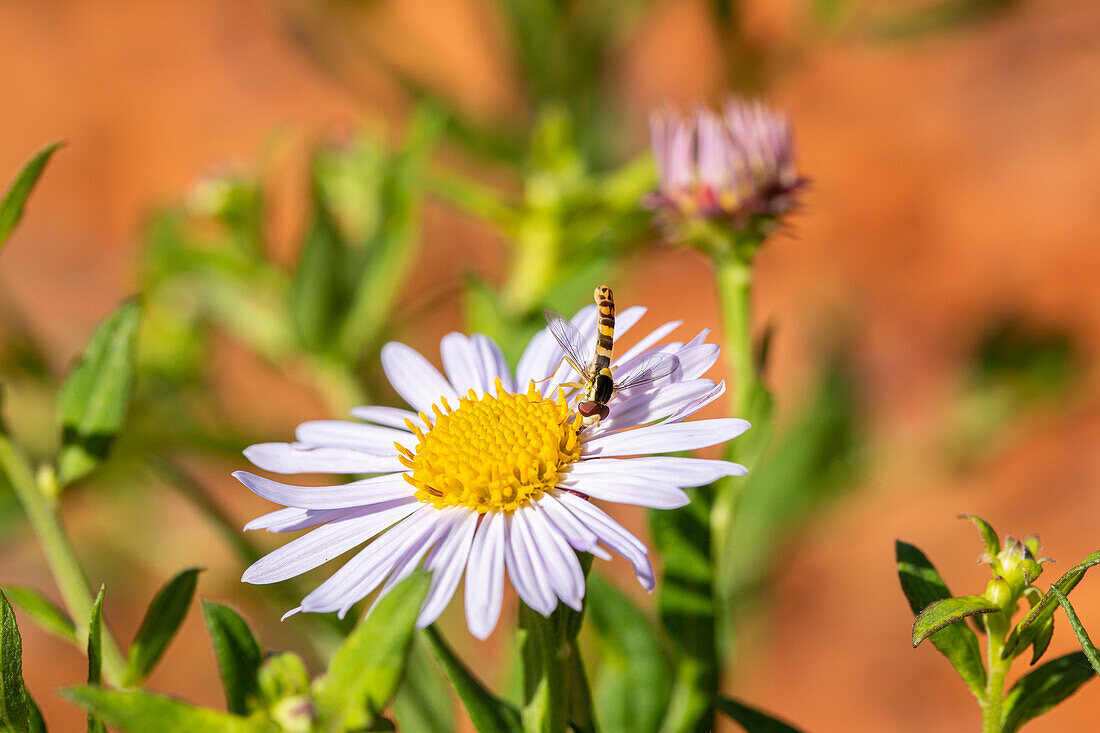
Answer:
[614,352,681,391]
[543,309,592,378]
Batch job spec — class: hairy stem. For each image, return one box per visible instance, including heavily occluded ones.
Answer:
[982,631,1010,733]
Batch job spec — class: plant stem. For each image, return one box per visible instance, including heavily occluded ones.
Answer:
[714,252,756,422]
[982,632,1010,733]
[0,434,127,685]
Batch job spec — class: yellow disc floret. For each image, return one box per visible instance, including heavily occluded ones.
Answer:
[396,379,583,513]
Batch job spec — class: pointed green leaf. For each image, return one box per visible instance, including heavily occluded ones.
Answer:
[61,687,271,733]
[1004,550,1100,659]
[56,299,143,486]
[315,573,430,731]
[392,638,455,733]
[913,595,999,647]
[587,575,671,733]
[423,626,522,733]
[1002,652,1095,733]
[123,567,201,686]
[1,585,77,644]
[0,142,64,249]
[715,696,803,732]
[1030,613,1055,666]
[959,514,1000,557]
[1050,587,1100,677]
[897,541,987,696]
[0,590,31,731]
[87,586,106,733]
[288,190,345,353]
[201,601,262,716]
[25,690,46,733]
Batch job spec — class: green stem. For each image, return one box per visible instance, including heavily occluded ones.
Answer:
[519,604,568,733]
[0,434,127,685]
[714,253,756,422]
[982,632,1010,733]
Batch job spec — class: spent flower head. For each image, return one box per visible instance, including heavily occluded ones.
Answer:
[235,295,748,639]
[648,97,805,253]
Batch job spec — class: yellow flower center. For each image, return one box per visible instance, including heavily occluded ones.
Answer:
[396,379,583,513]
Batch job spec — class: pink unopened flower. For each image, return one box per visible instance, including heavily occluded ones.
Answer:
[648,98,803,227]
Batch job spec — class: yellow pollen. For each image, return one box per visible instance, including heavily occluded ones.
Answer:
[397,378,583,514]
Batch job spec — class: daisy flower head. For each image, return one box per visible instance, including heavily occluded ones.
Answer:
[235,290,749,639]
[648,97,804,233]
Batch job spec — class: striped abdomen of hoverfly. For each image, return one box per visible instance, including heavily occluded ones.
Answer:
[580,286,615,421]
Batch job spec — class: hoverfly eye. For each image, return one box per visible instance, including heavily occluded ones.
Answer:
[578,401,599,417]
[597,405,610,420]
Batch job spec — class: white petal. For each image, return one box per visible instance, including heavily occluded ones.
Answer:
[243,443,403,474]
[465,512,506,639]
[234,471,412,510]
[560,474,690,509]
[364,508,460,617]
[417,509,479,627]
[533,494,611,561]
[595,380,717,433]
[665,380,728,424]
[671,343,720,380]
[582,418,750,458]
[241,499,419,584]
[381,342,460,414]
[524,507,584,610]
[613,305,647,339]
[554,491,655,590]
[515,329,558,392]
[472,334,513,394]
[504,512,557,616]
[299,506,438,614]
[295,421,413,452]
[349,405,426,430]
[441,332,486,396]
[614,319,682,367]
[569,456,747,486]
[281,607,302,621]
[243,506,353,533]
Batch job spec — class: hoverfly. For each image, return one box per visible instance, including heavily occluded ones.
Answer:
[544,286,680,426]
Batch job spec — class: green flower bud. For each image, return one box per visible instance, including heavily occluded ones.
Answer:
[270,695,314,733]
[258,652,311,705]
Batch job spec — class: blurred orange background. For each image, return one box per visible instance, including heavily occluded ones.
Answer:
[2,0,1100,730]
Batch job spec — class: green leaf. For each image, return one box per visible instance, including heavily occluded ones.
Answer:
[288,196,344,353]
[1004,550,1100,659]
[0,590,31,731]
[87,586,106,733]
[423,626,522,733]
[714,696,803,732]
[257,652,310,705]
[1050,587,1100,677]
[1002,652,1095,733]
[315,573,430,731]
[56,299,143,486]
[0,142,64,250]
[1,585,77,644]
[61,687,271,733]
[201,601,262,716]
[392,638,456,733]
[913,595,999,647]
[587,575,671,733]
[959,514,1000,557]
[123,567,201,686]
[896,541,987,696]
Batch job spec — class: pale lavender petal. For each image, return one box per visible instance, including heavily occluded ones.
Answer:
[613,319,682,369]
[524,507,584,610]
[365,508,461,616]
[233,471,412,510]
[299,506,438,614]
[472,334,513,394]
[665,380,728,424]
[441,332,486,397]
[349,405,426,430]
[533,494,611,561]
[381,342,459,414]
[243,506,354,533]
[595,380,717,433]
[671,343,720,380]
[560,474,689,509]
[465,512,506,639]
[241,499,419,584]
[504,512,557,616]
[418,509,478,627]
[569,456,747,486]
[554,491,655,590]
[583,418,750,458]
[515,328,558,392]
[243,443,403,474]
[295,421,414,452]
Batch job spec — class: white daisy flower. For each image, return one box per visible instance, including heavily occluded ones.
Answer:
[235,301,749,639]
